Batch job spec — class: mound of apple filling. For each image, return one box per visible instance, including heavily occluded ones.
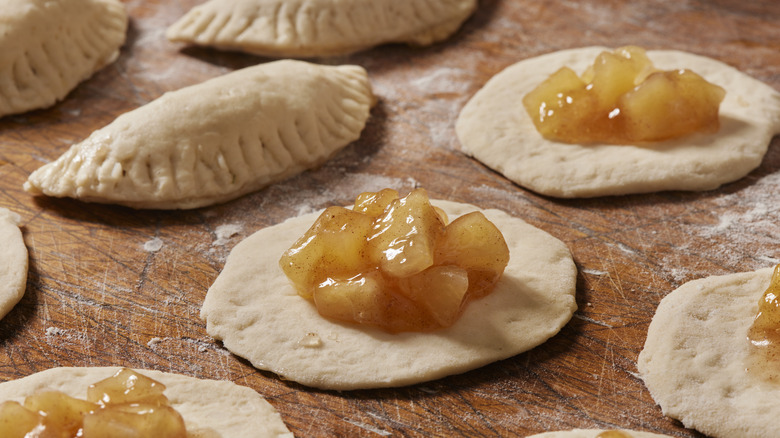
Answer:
[522,46,726,144]
[279,188,510,333]
[0,368,187,438]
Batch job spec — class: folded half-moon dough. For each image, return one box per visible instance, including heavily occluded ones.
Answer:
[24,60,374,209]
[0,0,127,117]
[166,0,477,57]
[202,199,578,390]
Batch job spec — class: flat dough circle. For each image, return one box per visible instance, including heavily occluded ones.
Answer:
[202,200,577,390]
[0,208,27,320]
[638,267,777,438]
[527,430,673,438]
[456,46,780,198]
[0,367,293,438]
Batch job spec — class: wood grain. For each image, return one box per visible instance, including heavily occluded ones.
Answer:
[1,0,779,436]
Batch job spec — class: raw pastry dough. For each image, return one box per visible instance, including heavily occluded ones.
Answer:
[527,430,672,438]
[456,47,780,198]
[638,267,777,438]
[0,0,127,118]
[0,208,27,320]
[202,200,577,390]
[166,0,477,57]
[24,60,374,209]
[0,367,293,438]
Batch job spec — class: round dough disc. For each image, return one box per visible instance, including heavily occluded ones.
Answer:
[0,207,27,320]
[638,267,777,438]
[527,429,673,438]
[0,367,292,438]
[456,46,780,198]
[201,200,578,390]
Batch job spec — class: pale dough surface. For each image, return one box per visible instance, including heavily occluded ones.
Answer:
[202,200,578,390]
[0,367,293,438]
[166,0,477,57]
[528,430,672,438]
[24,60,374,209]
[0,0,127,117]
[638,267,777,438]
[0,208,27,320]
[456,46,780,198]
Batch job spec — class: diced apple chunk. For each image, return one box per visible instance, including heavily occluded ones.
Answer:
[353,188,399,217]
[280,206,373,299]
[399,266,469,327]
[313,271,432,332]
[24,391,98,436]
[436,211,510,299]
[367,189,446,278]
[0,401,47,438]
[522,67,587,138]
[82,404,186,438]
[588,46,654,105]
[621,69,725,141]
[87,368,169,406]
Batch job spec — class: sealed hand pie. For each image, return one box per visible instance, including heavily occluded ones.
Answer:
[24,60,374,209]
[166,0,477,57]
[0,367,292,438]
[0,0,127,118]
[202,196,577,390]
[456,46,780,198]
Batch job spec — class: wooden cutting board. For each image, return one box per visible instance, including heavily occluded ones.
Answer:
[1,0,778,436]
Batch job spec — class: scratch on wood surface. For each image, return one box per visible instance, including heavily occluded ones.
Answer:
[604,267,627,301]
[573,314,614,329]
[344,418,393,436]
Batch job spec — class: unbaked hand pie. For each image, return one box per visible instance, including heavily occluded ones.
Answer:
[0,207,27,321]
[0,0,127,118]
[24,60,374,209]
[202,190,577,390]
[166,0,477,57]
[639,265,780,438]
[0,367,292,438]
[456,46,780,198]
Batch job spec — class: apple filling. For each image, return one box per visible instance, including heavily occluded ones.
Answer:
[279,188,510,333]
[522,46,726,144]
[747,264,780,382]
[596,431,633,438]
[0,368,187,438]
